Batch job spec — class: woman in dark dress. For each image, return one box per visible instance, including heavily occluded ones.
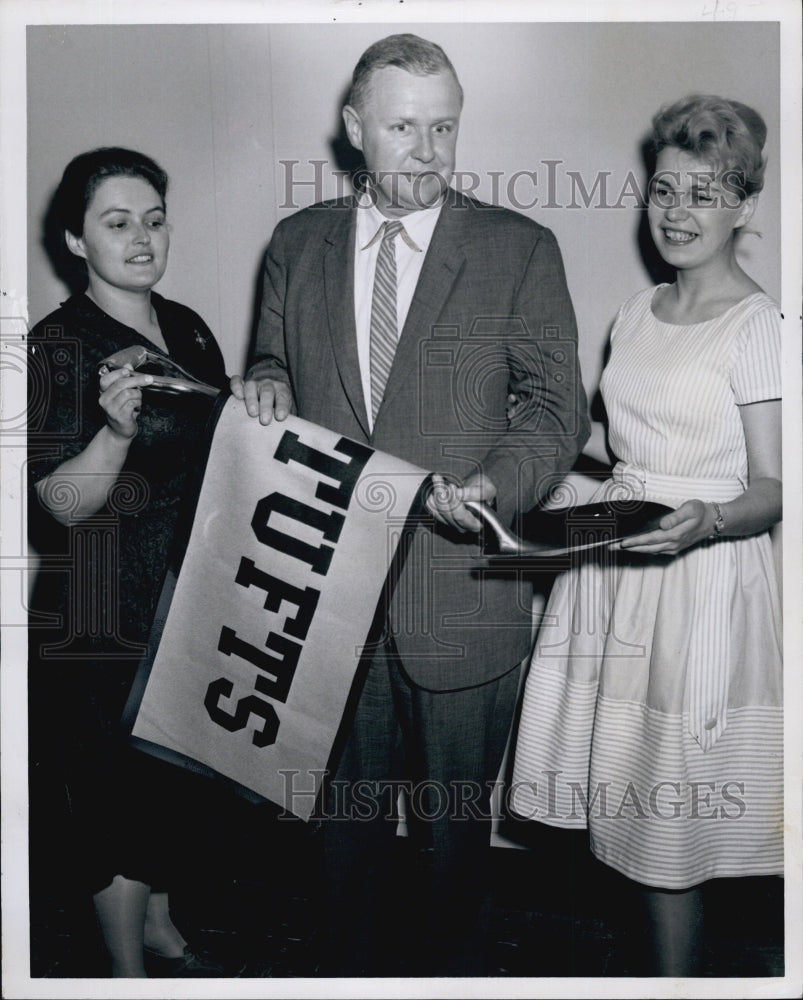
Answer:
[28,148,231,977]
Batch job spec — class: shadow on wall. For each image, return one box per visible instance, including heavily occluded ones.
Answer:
[329,82,367,191]
[244,82,366,362]
[41,186,89,298]
[637,134,675,288]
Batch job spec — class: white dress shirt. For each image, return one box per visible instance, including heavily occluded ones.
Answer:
[354,193,442,431]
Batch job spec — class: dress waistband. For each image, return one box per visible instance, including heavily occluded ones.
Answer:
[611,462,746,503]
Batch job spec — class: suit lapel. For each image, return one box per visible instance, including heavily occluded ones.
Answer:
[320,203,371,438]
[378,193,468,417]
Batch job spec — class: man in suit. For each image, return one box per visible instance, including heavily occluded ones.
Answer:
[233,33,589,975]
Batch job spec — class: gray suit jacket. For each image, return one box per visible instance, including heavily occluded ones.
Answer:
[249,189,589,690]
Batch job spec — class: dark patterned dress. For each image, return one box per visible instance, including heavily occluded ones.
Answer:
[28,291,229,893]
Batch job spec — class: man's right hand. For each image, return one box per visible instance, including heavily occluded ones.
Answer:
[230,374,294,426]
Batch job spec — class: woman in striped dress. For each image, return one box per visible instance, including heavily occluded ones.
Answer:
[509,95,782,976]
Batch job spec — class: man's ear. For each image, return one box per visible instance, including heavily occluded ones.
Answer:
[342,104,363,152]
[64,230,87,260]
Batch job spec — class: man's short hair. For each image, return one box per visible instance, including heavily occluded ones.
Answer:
[347,33,463,112]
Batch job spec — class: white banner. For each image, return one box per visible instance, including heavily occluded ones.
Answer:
[126,397,429,820]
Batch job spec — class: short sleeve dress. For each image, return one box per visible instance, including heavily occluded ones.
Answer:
[28,291,229,894]
[509,287,783,890]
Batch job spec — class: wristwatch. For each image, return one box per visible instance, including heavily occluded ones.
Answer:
[710,501,725,538]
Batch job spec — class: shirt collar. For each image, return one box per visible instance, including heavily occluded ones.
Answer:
[356,190,444,253]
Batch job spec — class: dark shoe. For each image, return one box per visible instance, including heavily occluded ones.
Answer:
[144,944,226,977]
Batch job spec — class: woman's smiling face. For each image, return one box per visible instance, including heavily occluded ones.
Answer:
[66,174,169,295]
[647,146,756,274]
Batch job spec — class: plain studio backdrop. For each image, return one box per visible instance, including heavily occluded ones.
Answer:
[26,21,780,397]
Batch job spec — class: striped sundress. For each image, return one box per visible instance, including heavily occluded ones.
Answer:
[509,286,783,889]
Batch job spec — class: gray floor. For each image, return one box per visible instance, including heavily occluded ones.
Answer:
[30,799,784,981]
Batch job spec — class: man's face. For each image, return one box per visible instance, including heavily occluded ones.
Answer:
[343,66,462,217]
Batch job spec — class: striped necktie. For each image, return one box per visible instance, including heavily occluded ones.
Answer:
[369,220,404,422]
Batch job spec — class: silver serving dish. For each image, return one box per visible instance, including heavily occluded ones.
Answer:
[465,499,672,560]
[99,344,219,398]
